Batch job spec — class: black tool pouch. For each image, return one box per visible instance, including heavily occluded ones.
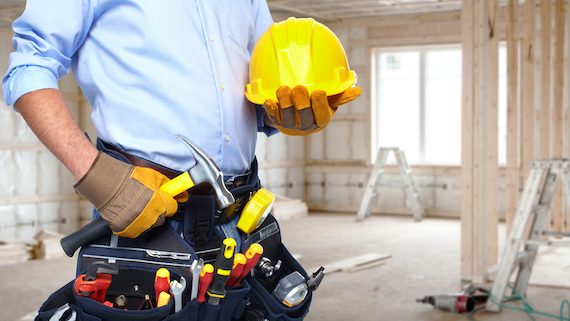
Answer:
[240,215,312,321]
[35,266,197,321]
[35,157,313,320]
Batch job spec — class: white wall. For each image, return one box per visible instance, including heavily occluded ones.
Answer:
[0,29,87,242]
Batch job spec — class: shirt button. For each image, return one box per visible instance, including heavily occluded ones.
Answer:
[209,35,215,41]
[225,134,230,142]
[221,83,226,90]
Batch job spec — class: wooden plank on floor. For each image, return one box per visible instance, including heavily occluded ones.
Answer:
[320,253,392,274]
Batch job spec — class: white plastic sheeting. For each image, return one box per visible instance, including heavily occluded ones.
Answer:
[0,78,83,242]
[0,151,15,197]
[15,151,38,197]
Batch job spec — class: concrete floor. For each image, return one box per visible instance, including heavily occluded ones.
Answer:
[1,213,570,321]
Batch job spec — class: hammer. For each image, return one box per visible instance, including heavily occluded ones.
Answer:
[60,134,235,257]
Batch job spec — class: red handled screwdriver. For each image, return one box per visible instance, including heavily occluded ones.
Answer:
[198,264,214,303]
[232,243,263,286]
[227,253,247,287]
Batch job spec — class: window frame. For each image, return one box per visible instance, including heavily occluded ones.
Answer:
[371,43,507,166]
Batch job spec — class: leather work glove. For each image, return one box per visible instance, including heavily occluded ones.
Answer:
[74,152,189,238]
[264,85,362,136]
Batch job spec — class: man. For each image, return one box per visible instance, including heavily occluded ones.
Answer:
[3,1,360,239]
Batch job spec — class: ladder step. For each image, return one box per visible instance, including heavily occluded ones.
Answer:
[542,231,570,237]
[514,250,532,266]
[531,204,551,215]
[524,240,570,247]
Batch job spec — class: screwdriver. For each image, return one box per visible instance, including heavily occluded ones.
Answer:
[227,253,247,287]
[198,264,214,303]
[154,268,171,303]
[232,243,263,286]
[207,238,236,305]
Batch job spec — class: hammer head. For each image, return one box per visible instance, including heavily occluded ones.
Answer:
[175,134,235,208]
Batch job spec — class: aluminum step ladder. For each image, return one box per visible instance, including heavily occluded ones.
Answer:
[486,159,570,312]
[356,147,425,222]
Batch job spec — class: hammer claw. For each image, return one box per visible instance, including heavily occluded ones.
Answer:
[173,135,235,209]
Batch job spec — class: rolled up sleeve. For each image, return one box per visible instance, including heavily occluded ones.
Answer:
[2,0,93,107]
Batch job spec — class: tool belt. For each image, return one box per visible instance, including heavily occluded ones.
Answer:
[34,142,315,321]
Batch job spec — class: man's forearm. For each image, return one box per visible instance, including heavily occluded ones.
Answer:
[14,88,99,181]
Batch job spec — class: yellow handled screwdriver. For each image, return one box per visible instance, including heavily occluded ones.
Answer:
[207,238,236,305]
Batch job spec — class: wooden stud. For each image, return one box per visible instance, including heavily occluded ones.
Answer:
[540,0,552,163]
[461,0,475,282]
[471,0,491,283]
[487,0,500,267]
[521,0,535,184]
[552,0,566,235]
[505,0,519,237]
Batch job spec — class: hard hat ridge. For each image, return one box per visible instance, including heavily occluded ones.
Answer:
[245,17,357,104]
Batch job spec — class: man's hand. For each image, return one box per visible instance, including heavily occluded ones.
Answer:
[263,85,362,136]
[74,152,189,238]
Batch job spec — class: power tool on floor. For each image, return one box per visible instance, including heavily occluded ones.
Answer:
[416,284,488,313]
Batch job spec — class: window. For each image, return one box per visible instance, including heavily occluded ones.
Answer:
[372,45,507,165]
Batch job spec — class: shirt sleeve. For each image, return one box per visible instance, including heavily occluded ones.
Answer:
[2,0,94,106]
[255,104,280,136]
[250,0,278,136]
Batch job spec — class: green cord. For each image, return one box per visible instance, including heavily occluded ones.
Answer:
[466,285,570,321]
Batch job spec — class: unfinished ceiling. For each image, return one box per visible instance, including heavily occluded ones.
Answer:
[0,0,465,30]
[267,0,462,22]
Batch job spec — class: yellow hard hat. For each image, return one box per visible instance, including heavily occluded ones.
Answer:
[245,17,357,105]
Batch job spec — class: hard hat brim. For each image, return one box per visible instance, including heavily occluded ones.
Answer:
[245,76,357,105]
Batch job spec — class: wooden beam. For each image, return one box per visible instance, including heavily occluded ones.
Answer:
[552,0,566,234]
[505,0,519,237]
[461,0,475,282]
[471,0,491,283]
[540,0,552,163]
[487,0,500,267]
[521,0,535,183]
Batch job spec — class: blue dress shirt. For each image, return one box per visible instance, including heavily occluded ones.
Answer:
[3,0,278,175]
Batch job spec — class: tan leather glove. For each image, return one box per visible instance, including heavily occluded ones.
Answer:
[264,85,362,136]
[74,152,189,238]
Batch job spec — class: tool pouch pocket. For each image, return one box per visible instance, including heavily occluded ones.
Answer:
[35,266,197,321]
[245,243,312,321]
[35,280,98,321]
[238,215,312,321]
[197,279,251,321]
